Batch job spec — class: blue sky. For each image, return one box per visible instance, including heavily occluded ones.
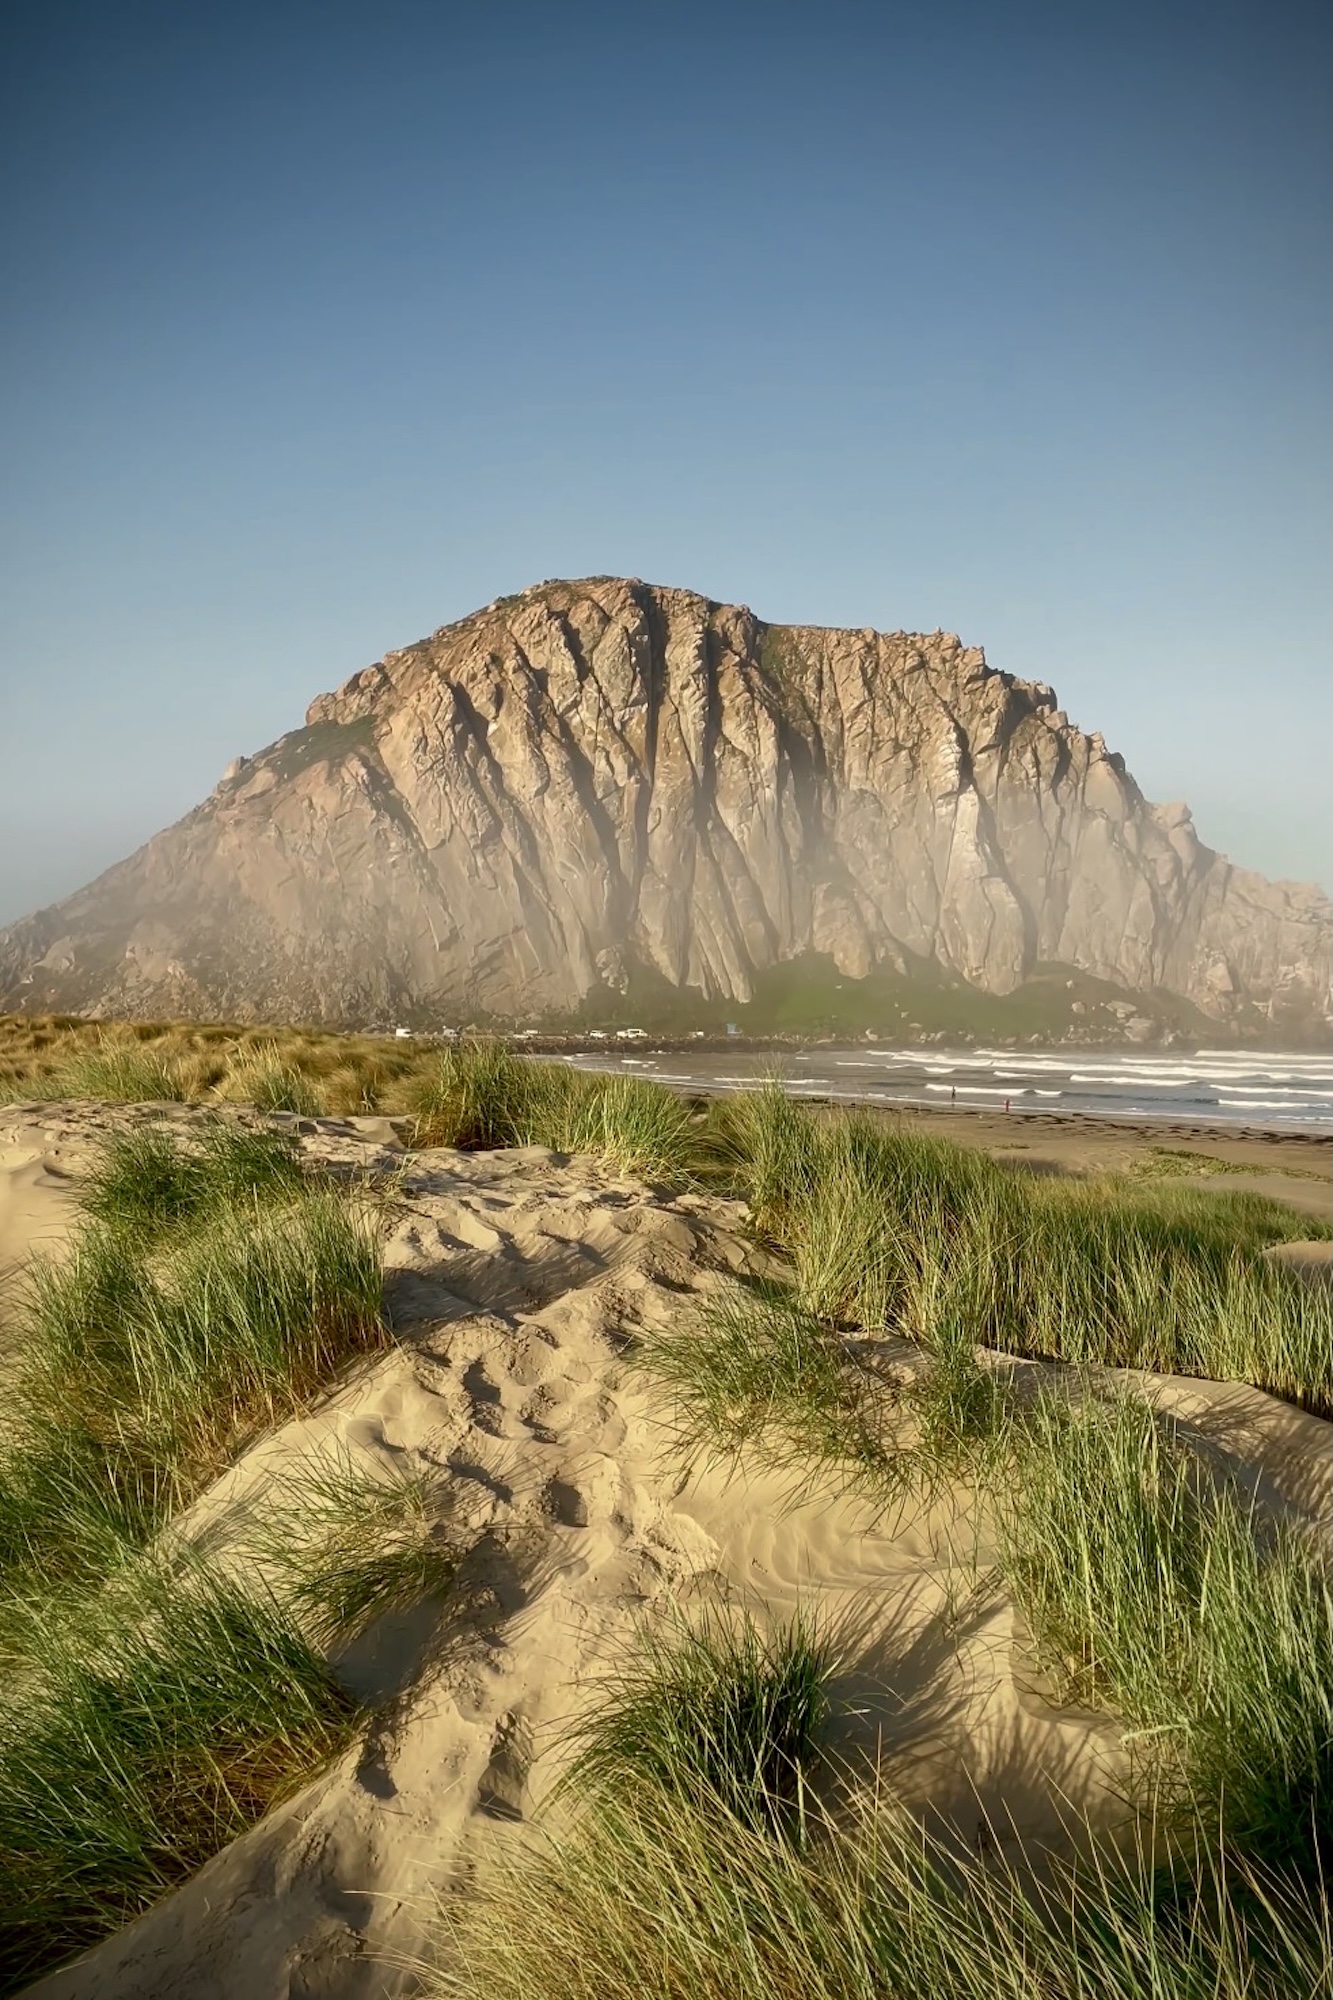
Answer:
[1,0,1328,920]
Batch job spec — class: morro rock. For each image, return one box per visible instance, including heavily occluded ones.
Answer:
[1,578,1328,1034]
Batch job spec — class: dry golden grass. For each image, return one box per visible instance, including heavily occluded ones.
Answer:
[0,1015,426,1116]
[0,1021,699,1182]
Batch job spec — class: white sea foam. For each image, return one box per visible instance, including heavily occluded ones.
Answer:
[559,1042,1332,1131]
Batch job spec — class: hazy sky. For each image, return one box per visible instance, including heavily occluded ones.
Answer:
[1,0,1329,922]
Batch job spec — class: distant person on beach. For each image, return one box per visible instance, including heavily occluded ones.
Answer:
[1004,1097,1011,1113]
[950,1086,956,1104]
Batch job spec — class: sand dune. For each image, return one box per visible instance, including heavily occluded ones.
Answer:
[0,1132,79,1339]
[0,1104,1326,1999]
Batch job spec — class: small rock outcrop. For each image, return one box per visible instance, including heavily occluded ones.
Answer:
[1,579,1328,1034]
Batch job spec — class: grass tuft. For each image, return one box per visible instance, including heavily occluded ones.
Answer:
[404,1041,696,1182]
[715,1092,1331,1411]
[214,1041,323,1116]
[79,1119,306,1239]
[704,1075,822,1232]
[563,1606,836,1837]
[999,1390,1333,1874]
[641,1301,1332,1876]
[910,1313,1009,1468]
[2,1171,388,1598]
[3,1037,187,1105]
[549,1071,696,1183]
[254,1448,467,1647]
[405,1039,537,1149]
[637,1281,1012,1503]
[0,1555,358,1990]
[638,1286,902,1495]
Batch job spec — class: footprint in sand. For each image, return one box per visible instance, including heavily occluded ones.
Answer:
[461,1358,507,1436]
[473,1711,534,1822]
[542,1476,590,1528]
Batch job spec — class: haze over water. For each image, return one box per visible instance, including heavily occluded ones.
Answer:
[565,1047,1333,1132]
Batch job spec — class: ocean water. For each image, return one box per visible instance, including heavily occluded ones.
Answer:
[561,1046,1333,1132]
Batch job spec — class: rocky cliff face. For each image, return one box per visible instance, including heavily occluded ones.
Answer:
[2,578,1329,1034]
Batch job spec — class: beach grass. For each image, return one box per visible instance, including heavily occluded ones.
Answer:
[0,1014,418,1114]
[637,1278,1011,1504]
[434,1777,1330,2000]
[212,1039,324,1116]
[1,1035,189,1105]
[641,1298,1332,1872]
[405,1040,697,1182]
[562,1606,836,1838]
[2,1013,1330,1997]
[432,1372,1331,2000]
[714,1094,1330,1411]
[637,1286,910,1499]
[703,1074,823,1229]
[1000,1389,1333,1874]
[79,1118,307,1238]
[0,1019,699,1185]
[973,1177,1331,1400]
[427,1448,1332,1996]
[908,1310,1010,1468]
[0,1555,359,1992]
[0,1134,388,1601]
[0,1122,465,1990]
[253,1447,468,1647]
[544,1070,697,1182]
[403,1038,540,1147]
[0,1444,475,1995]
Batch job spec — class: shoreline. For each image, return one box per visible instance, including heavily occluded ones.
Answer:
[765,1093,1333,1153]
[501,1030,1332,1059]
[721,1090,1333,1152]
[521,1040,1333,1147]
